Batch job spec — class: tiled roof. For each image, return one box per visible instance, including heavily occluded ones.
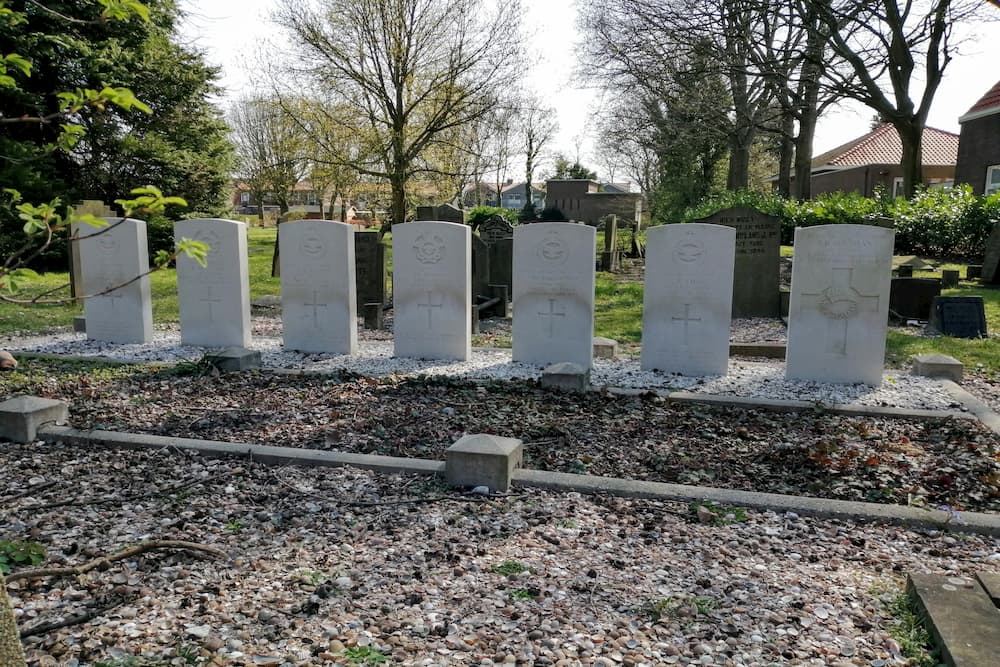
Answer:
[961,80,1000,119]
[812,124,959,168]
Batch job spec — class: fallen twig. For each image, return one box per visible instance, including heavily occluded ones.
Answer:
[0,480,59,506]
[6,540,226,584]
[19,594,135,638]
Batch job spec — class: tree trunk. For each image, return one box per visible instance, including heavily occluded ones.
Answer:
[726,129,752,191]
[792,10,826,201]
[896,121,923,198]
[271,222,281,278]
[390,171,407,229]
[1,575,26,667]
[776,109,794,197]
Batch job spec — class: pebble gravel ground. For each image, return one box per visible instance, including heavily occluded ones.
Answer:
[3,443,999,667]
[0,317,973,411]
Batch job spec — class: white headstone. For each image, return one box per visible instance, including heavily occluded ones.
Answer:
[512,222,596,368]
[174,218,251,348]
[78,217,153,343]
[786,224,894,385]
[279,220,357,354]
[392,221,471,360]
[641,223,735,375]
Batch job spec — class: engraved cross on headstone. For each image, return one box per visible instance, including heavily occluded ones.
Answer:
[671,303,701,343]
[538,298,566,338]
[417,291,442,329]
[201,285,222,321]
[801,267,880,356]
[304,290,327,329]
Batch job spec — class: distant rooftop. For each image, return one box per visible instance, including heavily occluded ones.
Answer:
[959,80,1000,122]
[811,124,959,169]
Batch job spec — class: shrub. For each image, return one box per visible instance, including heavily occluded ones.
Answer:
[467,206,518,228]
[538,206,566,221]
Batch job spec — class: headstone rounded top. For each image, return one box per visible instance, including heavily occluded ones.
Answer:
[180,218,245,225]
[795,223,894,239]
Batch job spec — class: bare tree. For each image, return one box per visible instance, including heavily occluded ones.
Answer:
[806,0,988,197]
[517,96,557,217]
[274,0,522,229]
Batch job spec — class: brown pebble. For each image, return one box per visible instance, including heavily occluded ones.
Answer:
[0,350,16,371]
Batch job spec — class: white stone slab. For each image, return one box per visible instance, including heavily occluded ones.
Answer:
[512,222,596,368]
[279,220,357,354]
[392,221,471,360]
[641,223,735,375]
[786,224,894,385]
[77,217,153,343]
[174,218,251,348]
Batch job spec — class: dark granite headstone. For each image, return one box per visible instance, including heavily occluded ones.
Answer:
[928,296,987,338]
[982,222,1000,284]
[488,238,513,293]
[697,206,781,317]
[471,234,490,300]
[941,269,960,288]
[415,203,464,224]
[354,231,387,314]
[889,278,941,321]
[480,216,514,244]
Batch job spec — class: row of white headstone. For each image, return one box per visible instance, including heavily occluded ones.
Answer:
[78,218,893,386]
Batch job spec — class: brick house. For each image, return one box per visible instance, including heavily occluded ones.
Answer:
[954,80,1000,195]
[806,124,958,197]
[544,179,643,224]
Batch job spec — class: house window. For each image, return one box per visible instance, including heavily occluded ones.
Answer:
[986,166,1000,195]
[240,192,250,205]
[892,177,904,198]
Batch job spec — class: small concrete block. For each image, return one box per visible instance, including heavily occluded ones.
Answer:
[541,362,590,392]
[912,353,964,382]
[592,336,618,359]
[204,347,261,372]
[73,316,86,332]
[446,433,524,492]
[0,396,69,443]
[907,573,1000,667]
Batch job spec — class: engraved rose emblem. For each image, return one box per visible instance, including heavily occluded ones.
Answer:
[413,234,446,264]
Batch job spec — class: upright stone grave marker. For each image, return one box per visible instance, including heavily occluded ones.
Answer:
[354,231,387,314]
[982,222,1000,283]
[889,278,940,321]
[471,234,490,300]
[69,200,116,303]
[479,216,514,244]
[696,206,780,317]
[786,224,893,385]
[77,217,153,343]
[928,296,988,338]
[392,221,471,360]
[641,224,735,376]
[174,218,251,348]
[415,204,464,224]
[512,222,596,368]
[279,220,357,354]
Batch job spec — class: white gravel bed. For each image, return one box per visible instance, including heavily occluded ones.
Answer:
[4,444,999,667]
[4,331,962,411]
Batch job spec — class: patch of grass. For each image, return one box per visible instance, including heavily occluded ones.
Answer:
[594,274,643,343]
[0,539,46,573]
[693,596,717,615]
[688,501,748,525]
[492,559,529,576]
[509,587,538,600]
[224,519,245,533]
[884,591,937,667]
[640,597,681,622]
[342,646,389,665]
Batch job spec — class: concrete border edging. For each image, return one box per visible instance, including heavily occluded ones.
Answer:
[939,380,1000,435]
[32,425,1000,537]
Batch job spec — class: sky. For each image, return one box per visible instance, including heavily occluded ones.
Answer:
[177,0,1000,183]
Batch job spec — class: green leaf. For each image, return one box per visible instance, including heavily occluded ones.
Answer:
[70,213,110,229]
[177,238,209,267]
[4,53,31,76]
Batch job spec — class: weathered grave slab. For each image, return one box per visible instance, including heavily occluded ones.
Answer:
[279,220,357,354]
[641,223,735,376]
[77,217,153,343]
[415,204,464,224]
[540,362,590,392]
[204,346,261,372]
[975,572,1000,607]
[392,221,471,360]
[786,224,893,385]
[592,336,618,359]
[928,296,988,338]
[512,222,596,368]
[174,218,251,348]
[907,573,1000,667]
[354,231,387,314]
[890,278,941,321]
[982,222,1000,283]
[696,206,780,317]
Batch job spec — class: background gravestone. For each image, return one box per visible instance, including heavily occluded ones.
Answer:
[471,234,490,300]
[354,231,387,314]
[512,222,596,368]
[174,218,252,348]
[982,222,1000,283]
[928,296,988,338]
[479,216,514,243]
[415,204,464,225]
[479,217,514,293]
[641,223,735,376]
[889,278,941,321]
[696,206,780,317]
[69,200,116,302]
[78,217,153,343]
[392,221,471,360]
[786,224,893,386]
[279,220,357,354]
